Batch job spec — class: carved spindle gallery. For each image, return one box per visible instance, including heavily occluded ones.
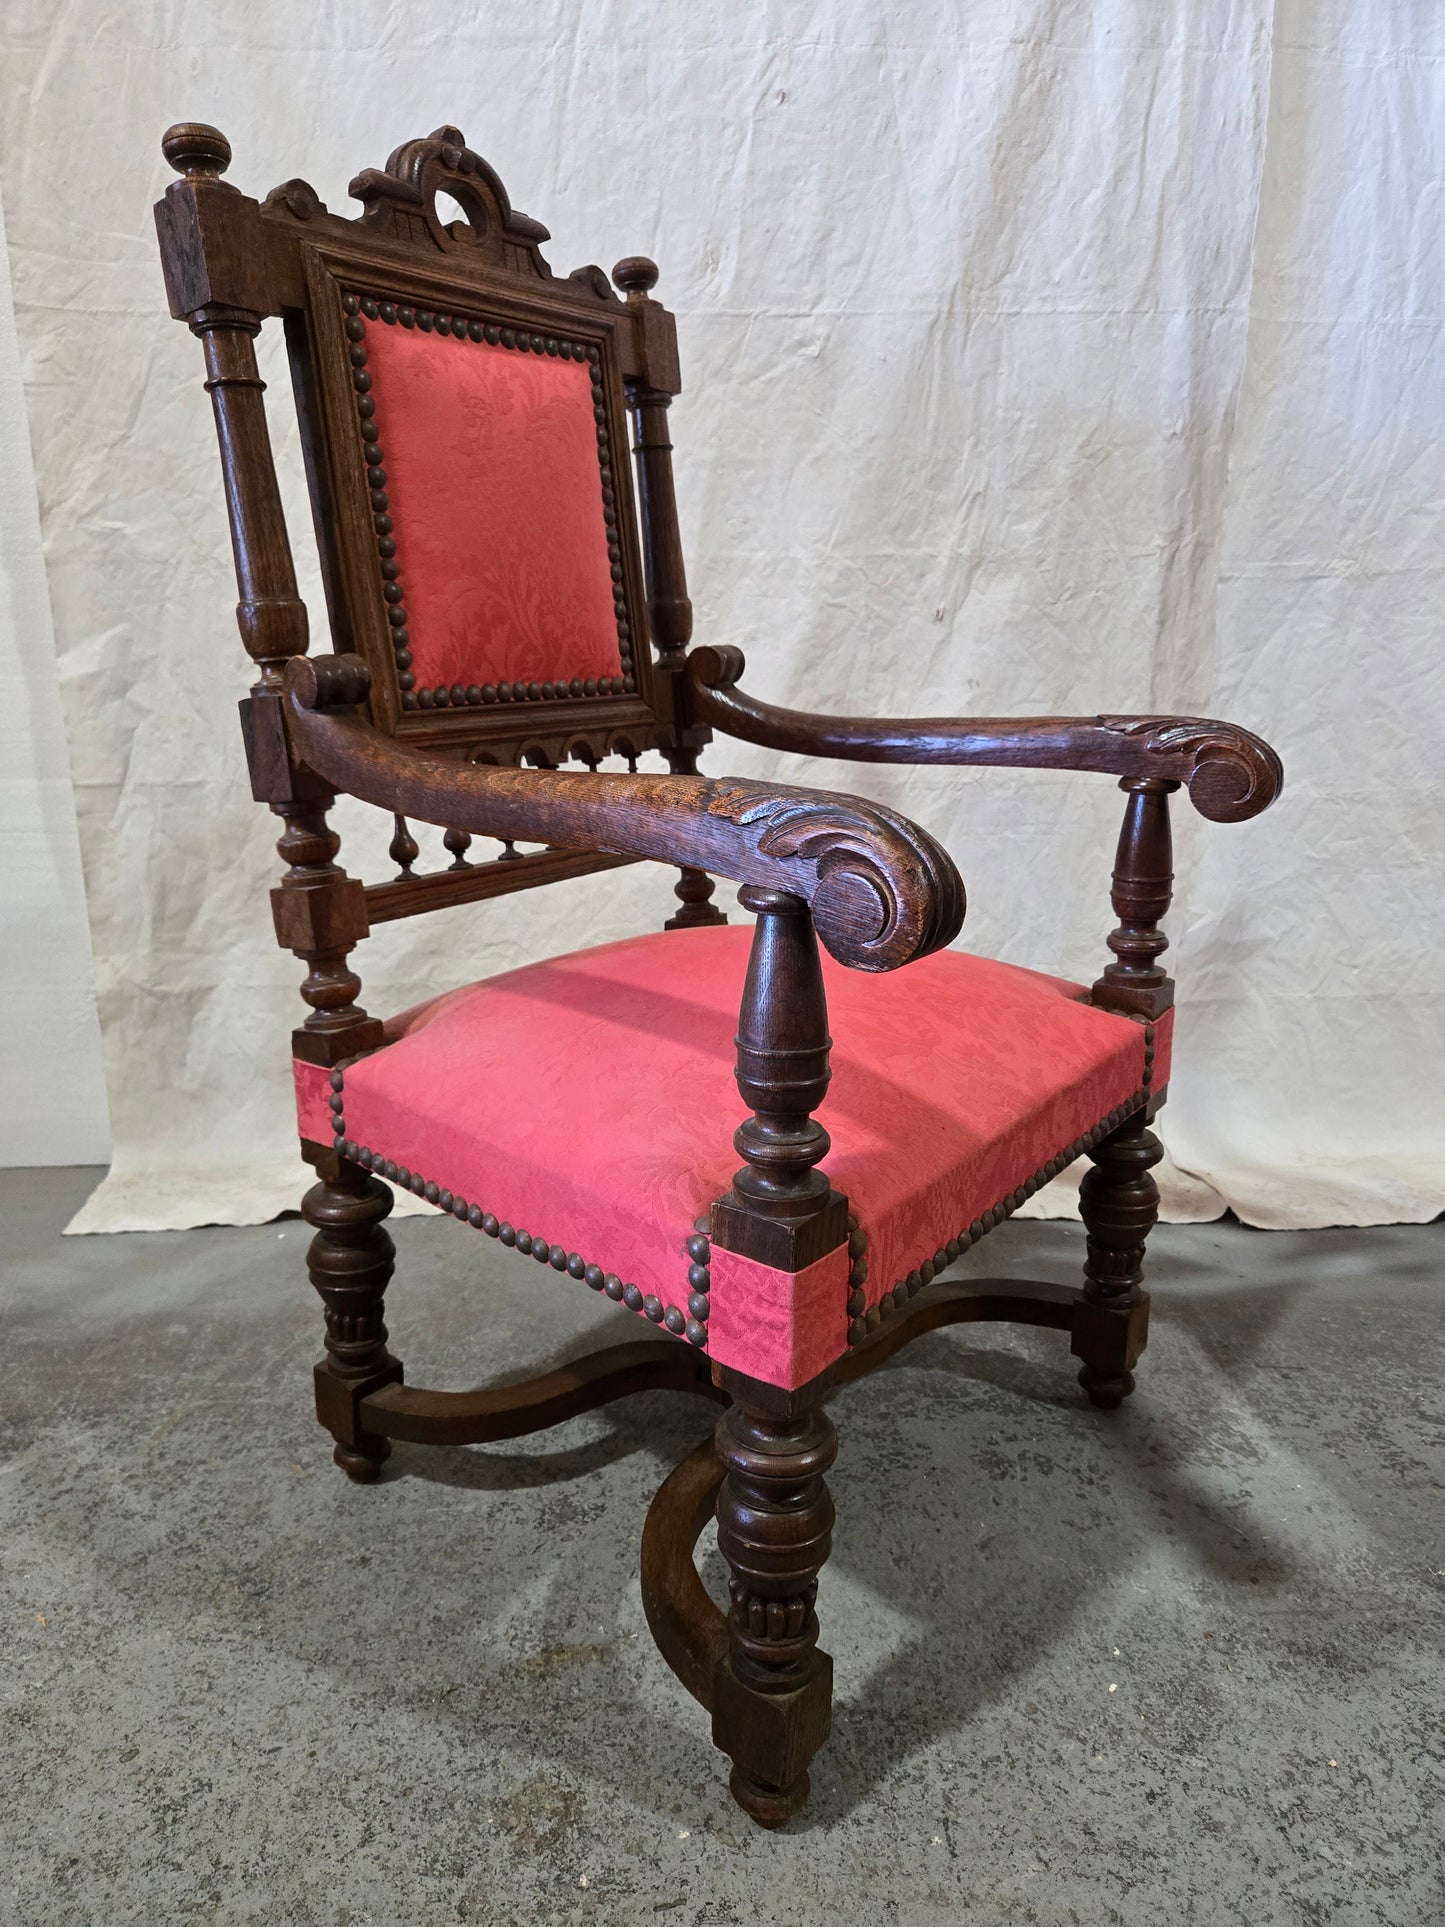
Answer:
[303,1154,403,1480]
[1092,776,1179,1018]
[712,1402,837,1828]
[666,865,725,930]
[443,826,474,869]
[389,813,419,877]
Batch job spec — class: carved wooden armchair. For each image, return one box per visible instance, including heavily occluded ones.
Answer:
[154,121,1282,1827]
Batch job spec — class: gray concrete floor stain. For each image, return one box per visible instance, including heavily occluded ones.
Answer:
[2,1168,1442,1925]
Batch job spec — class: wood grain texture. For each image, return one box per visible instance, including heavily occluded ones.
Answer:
[685,646,1283,824]
[285,655,964,972]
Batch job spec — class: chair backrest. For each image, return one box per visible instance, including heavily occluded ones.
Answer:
[155,122,692,784]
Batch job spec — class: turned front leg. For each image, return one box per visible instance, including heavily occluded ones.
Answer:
[712,1399,837,1827]
[1072,1113,1161,1408]
[304,1157,402,1480]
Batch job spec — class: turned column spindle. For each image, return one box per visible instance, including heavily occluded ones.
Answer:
[162,125,309,694]
[1078,775,1175,1405]
[613,256,692,665]
[195,310,310,692]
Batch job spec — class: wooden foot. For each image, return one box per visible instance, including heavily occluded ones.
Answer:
[331,1437,390,1484]
[1072,1112,1160,1408]
[303,1158,402,1479]
[712,1399,836,1827]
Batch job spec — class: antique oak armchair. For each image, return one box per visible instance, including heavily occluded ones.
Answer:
[154,122,1282,1827]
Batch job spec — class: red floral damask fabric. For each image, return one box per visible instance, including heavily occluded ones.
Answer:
[309,927,1161,1387]
[364,322,623,694]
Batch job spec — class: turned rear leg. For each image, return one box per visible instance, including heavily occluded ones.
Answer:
[1072,1112,1161,1408]
[303,1157,403,1480]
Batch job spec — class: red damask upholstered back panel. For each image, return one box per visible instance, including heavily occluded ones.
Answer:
[347,295,634,713]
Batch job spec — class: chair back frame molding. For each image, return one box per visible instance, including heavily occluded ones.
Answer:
[154,119,699,773]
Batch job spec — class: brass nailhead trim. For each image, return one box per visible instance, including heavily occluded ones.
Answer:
[327,1066,702,1348]
[685,1218,712,1348]
[341,291,634,714]
[848,1025,1158,1348]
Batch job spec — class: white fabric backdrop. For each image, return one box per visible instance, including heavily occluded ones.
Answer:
[0,191,110,1166]
[0,0,1438,1231]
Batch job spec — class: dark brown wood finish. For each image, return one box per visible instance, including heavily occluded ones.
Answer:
[284,655,965,973]
[685,645,1283,824]
[1092,776,1178,1018]
[157,121,670,770]
[365,846,640,925]
[157,117,1284,1829]
[1073,1115,1163,1408]
[664,863,728,930]
[359,1335,724,1445]
[712,1399,838,1827]
[661,746,728,930]
[711,887,849,1272]
[303,1155,401,1480]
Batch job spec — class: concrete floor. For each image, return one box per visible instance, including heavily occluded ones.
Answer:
[1,1169,1441,1927]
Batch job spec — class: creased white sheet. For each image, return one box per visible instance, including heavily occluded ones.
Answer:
[0,1,1436,1233]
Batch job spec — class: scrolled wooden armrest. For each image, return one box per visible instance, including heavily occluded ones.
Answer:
[686,646,1283,824]
[285,655,964,971]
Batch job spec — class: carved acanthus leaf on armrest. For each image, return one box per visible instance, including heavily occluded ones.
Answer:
[1091,716,1282,824]
[685,646,1283,824]
[284,655,964,971]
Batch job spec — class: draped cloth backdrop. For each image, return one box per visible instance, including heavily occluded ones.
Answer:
[0,1,1438,1233]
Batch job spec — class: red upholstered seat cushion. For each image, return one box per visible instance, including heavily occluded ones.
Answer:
[295,928,1169,1391]
[363,318,624,697]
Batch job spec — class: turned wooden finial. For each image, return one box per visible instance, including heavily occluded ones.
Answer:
[612,255,659,296]
[162,122,233,179]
